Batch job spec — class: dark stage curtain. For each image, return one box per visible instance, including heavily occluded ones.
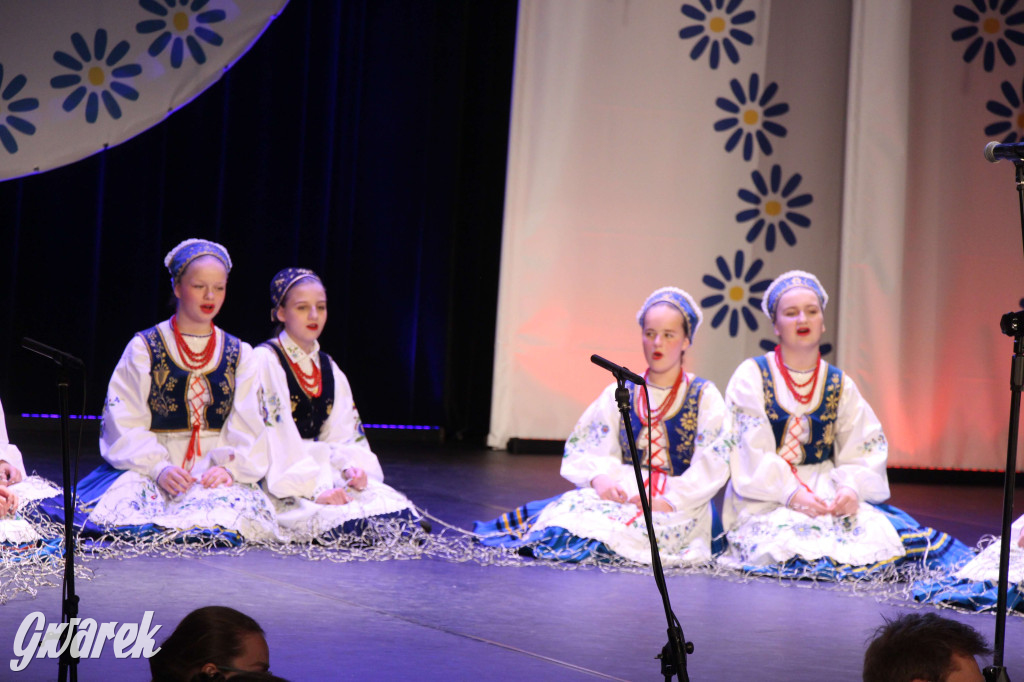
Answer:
[0,1,516,442]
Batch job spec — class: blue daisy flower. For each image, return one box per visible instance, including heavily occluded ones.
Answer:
[0,64,39,154]
[985,77,1024,142]
[50,30,142,124]
[758,338,833,357]
[736,164,813,251]
[952,0,1024,72]
[714,73,789,161]
[137,0,227,69]
[679,0,756,70]
[700,251,772,336]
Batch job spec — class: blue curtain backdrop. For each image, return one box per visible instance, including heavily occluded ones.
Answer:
[0,1,516,440]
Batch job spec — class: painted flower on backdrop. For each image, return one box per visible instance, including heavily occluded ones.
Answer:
[50,30,142,124]
[678,0,756,70]
[701,251,771,337]
[736,164,813,251]
[758,338,833,358]
[714,74,789,161]
[0,64,39,154]
[138,0,227,69]
[952,0,1024,72]
[985,77,1024,142]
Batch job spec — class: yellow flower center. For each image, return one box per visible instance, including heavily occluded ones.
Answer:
[764,200,782,216]
[983,17,1001,34]
[743,109,760,125]
[174,12,190,32]
[88,66,105,86]
[709,17,727,33]
[729,285,744,302]
[1016,113,1024,130]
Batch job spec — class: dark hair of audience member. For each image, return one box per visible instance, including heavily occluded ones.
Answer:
[150,606,267,681]
[188,672,290,682]
[863,612,991,682]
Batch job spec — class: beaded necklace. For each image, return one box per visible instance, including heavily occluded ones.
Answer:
[284,347,323,398]
[171,315,216,370]
[773,345,820,405]
[635,368,685,426]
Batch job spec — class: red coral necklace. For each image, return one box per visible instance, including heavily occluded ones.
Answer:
[171,315,216,370]
[773,345,820,405]
[284,346,323,398]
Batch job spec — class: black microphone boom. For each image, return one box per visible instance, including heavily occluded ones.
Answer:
[984,140,1024,163]
[590,354,646,386]
[22,337,84,369]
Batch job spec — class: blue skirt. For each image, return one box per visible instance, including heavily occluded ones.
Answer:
[39,463,244,546]
[737,503,974,581]
[473,494,726,562]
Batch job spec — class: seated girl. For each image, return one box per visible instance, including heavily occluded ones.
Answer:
[251,268,416,542]
[78,239,278,544]
[475,287,731,565]
[914,516,1024,612]
[0,396,61,557]
[720,270,971,578]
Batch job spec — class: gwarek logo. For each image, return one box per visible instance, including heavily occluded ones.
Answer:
[11,611,162,672]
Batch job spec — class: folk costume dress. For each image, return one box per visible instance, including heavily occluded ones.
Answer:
[720,351,971,578]
[77,320,279,544]
[475,372,730,566]
[913,516,1024,612]
[252,332,415,542]
[0,399,62,558]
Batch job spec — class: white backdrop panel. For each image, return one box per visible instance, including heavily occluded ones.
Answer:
[490,0,850,446]
[843,0,1024,470]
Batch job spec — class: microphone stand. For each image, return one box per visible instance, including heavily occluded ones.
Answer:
[982,159,1024,682]
[23,338,83,682]
[593,356,693,681]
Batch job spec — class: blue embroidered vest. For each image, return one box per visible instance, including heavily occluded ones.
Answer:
[752,355,843,465]
[262,340,335,440]
[617,376,708,475]
[139,325,241,433]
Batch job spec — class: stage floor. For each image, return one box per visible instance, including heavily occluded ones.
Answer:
[2,431,1022,681]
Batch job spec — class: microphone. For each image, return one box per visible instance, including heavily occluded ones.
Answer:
[22,337,84,369]
[590,354,646,386]
[984,140,1024,163]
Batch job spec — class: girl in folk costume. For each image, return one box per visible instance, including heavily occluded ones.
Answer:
[475,287,731,565]
[79,239,277,543]
[720,270,970,577]
[913,516,1024,612]
[250,268,415,541]
[0,395,62,556]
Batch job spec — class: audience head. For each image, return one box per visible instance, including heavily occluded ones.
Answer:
[188,672,290,682]
[150,606,269,681]
[863,612,989,682]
